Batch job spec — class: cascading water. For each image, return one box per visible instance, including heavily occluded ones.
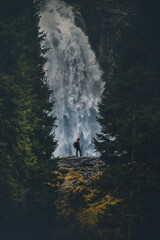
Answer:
[40,0,103,157]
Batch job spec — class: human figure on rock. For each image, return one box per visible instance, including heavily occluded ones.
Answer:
[74,138,82,157]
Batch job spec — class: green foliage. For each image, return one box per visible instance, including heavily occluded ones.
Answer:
[94,0,160,239]
[0,0,57,239]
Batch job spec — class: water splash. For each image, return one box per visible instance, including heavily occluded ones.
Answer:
[40,0,103,157]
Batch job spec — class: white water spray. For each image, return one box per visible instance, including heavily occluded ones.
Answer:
[40,0,103,157]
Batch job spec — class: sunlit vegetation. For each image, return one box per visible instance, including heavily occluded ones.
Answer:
[52,165,121,240]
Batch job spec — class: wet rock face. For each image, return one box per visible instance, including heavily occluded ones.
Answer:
[59,156,103,168]
[65,0,131,81]
[57,156,105,191]
[59,156,104,177]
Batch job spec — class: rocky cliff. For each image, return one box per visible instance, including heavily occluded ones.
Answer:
[65,0,132,80]
[57,156,105,192]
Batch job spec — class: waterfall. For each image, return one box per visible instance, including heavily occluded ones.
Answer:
[40,0,103,157]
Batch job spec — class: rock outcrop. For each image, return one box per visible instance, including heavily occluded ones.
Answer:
[65,0,132,82]
[57,156,105,192]
[59,156,104,177]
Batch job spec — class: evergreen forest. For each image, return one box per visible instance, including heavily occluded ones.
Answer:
[0,0,159,240]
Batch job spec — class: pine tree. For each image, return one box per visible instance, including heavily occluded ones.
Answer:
[0,0,57,239]
[94,0,160,239]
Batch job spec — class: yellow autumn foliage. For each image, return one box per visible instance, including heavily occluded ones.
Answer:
[55,165,121,227]
[77,194,121,226]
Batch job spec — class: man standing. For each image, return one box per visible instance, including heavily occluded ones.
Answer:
[74,138,82,157]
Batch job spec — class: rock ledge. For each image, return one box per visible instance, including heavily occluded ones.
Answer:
[58,156,105,180]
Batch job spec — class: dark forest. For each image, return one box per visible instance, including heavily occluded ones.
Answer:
[0,0,160,239]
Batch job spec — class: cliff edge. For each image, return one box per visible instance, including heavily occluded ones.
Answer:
[57,156,105,192]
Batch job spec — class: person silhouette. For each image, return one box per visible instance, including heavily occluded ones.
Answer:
[75,138,82,157]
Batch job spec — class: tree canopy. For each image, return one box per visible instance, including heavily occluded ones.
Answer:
[94,0,160,239]
[0,1,57,239]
